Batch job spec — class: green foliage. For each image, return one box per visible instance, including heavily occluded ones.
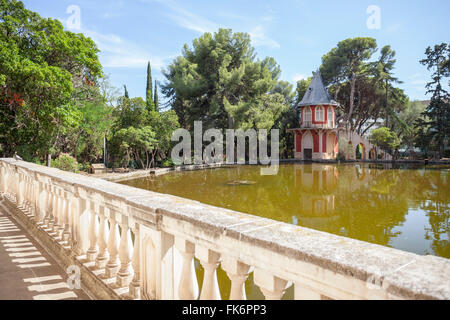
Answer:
[0,0,102,160]
[154,80,159,113]
[109,92,180,169]
[416,43,450,158]
[51,153,79,173]
[146,61,155,112]
[369,127,401,151]
[161,158,175,168]
[162,28,289,131]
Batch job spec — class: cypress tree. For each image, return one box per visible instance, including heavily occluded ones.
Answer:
[154,80,159,113]
[123,85,129,99]
[146,61,154,111]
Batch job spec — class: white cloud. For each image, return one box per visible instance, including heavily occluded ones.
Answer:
[144,0,218,34]
[55,17,169,69]
[293,74,308,82]
[248,25,280,49]
[146,0,280,49]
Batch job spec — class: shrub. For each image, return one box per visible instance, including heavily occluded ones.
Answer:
[161,159,175,168]
[51,153,80,173]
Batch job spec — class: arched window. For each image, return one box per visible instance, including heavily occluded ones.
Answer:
[315,106,324,122]
[327,107,334,126]
[304,107,312,123]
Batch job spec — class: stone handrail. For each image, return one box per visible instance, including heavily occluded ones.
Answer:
[0,158,449,300]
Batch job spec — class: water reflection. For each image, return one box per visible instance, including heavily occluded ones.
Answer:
[121,164,450,259]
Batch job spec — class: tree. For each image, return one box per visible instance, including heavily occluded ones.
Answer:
[123,85,129,99]
[146,61,155,112]
[154,80,159,113]
[162,28,289,131]
[321,38,378,128]
[374,45,402,127]
[0,0,102,161]
[417,43,450,158]
[369,127,400,158]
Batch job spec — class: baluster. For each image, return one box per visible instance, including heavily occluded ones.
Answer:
[105,215,120,278]
[56,194,67,238]
[129,225,141,299]
[95,206,109,269]
[117,221,133,287]
[62,197,71,243]
[175,238,198,300]
[75,198,90,256]
[17,173,24,207]
[42,185,51,227]
[87,202,99,261]
[195,246,221,300]
[253,269,287,300]
[52,189,61,234]
[69,195,80,253]
[0,166,6,194]
[48,187,57,230]
[222,258,250,300]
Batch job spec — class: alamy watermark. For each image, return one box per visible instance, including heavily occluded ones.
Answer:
[171,121,280,175]
[366,5,381,30]
[66,265,81,290]
[66,5,81,31]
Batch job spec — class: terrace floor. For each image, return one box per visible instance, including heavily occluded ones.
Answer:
[0,195,90,300]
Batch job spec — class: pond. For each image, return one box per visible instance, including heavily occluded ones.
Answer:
[120,163,449,299]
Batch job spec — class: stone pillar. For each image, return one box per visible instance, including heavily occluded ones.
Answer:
[75,198,90,256]
[62,196,71,243]
[105,214,120,278]
[87,202,99,261]
[221,258,250,300]
[129,225,141,299]
[0,166,6,194]
[95,206,110,269]
[254,269,287,300]
[195,246,221,300]
[117,220,133,287]
[175,238,198,300]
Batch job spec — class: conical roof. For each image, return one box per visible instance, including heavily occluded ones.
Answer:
[299,70,339,107]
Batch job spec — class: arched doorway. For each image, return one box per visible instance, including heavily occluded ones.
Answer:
[369,148,376,160]
[302,131,313,160]
[356,143,366,160]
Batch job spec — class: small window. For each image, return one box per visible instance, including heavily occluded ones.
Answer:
[316,106,324,122]
[328,108,334,122]
[304,107,312,122]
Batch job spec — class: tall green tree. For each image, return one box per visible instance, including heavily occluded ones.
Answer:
[154,80,159,113]
[123,85,129,99]
[162,28,288,131]
[146,61,155,112]
[0,0,102,160]
[417,43,450,158]
[369,127,401,158]
[321,37,378,128]
[374,45,402,127]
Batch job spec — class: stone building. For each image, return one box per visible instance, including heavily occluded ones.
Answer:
[289,71,339,160]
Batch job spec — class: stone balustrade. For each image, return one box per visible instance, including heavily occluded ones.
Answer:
[0,158,449,300]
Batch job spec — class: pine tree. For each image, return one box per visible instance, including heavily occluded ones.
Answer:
[146,62,155,111]
[123,85,129,99]
[418,43,450,158]
[154,80,159,113]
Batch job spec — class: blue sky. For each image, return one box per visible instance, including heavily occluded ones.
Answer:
[22,0,450,103]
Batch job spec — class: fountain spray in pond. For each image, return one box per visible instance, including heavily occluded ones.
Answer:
[171,121,279,175]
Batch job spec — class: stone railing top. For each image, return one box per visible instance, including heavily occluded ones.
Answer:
[1,158,449,300]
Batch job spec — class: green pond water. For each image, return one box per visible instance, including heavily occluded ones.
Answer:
[121,163,449,299]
